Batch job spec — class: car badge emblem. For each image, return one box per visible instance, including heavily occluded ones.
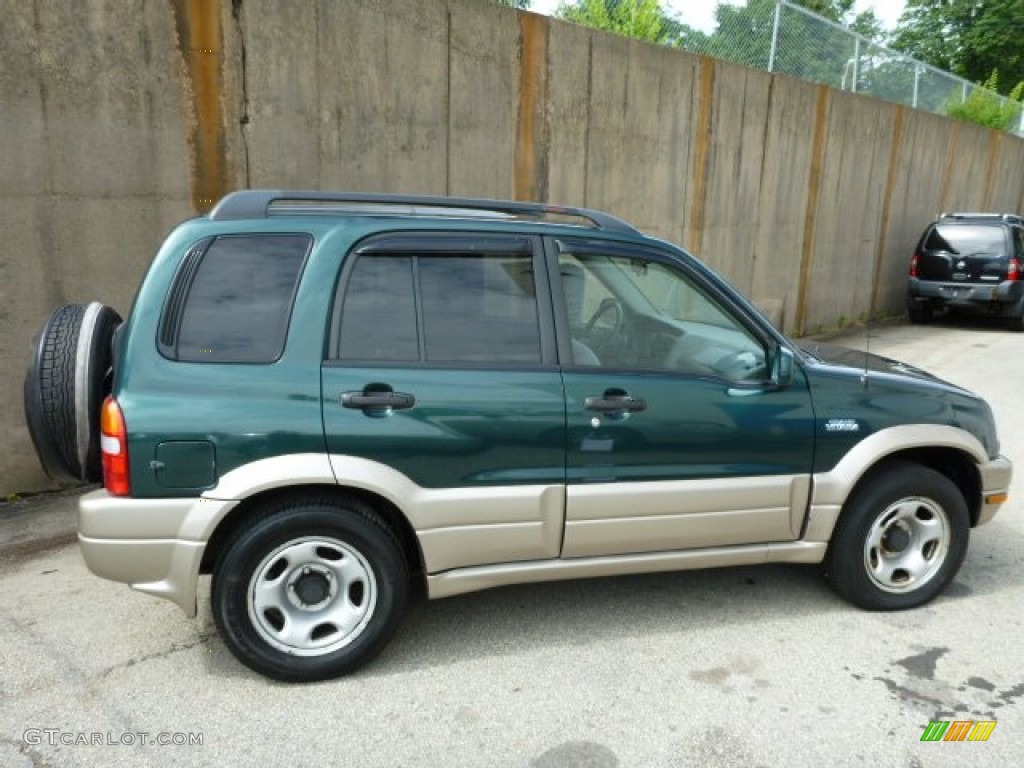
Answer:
[957,260,966,269]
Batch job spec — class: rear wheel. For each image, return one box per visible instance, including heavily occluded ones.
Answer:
[23,303,122,483]
[212,495,408,682]
[824,463,969,610]
[1006,312,1024,332]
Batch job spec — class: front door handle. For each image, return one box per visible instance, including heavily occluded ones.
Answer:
[341,386,415,412]
[584,392,647,413]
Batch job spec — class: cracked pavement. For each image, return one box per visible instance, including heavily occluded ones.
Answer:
[0,322,1022,767]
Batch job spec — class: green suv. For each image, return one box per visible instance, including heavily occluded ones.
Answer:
[24,190,1012,682]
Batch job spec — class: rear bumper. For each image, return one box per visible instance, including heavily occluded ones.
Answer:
[978,454,1013,526]
[78,490,238,617]
[908,278,1023,311]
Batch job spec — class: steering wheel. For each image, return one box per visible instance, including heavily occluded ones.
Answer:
[712,350,765,380]
[584,298,624,338]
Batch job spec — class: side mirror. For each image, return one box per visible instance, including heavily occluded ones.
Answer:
[771,345,795,388]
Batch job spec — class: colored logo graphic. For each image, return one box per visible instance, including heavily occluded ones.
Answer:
[921,720,997,742]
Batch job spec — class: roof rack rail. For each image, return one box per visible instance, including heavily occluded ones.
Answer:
[939,212,1024,224]
[208,189,639,233]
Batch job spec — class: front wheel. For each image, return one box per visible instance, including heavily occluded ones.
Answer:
[824,463,969,610]
[212,496,408,682]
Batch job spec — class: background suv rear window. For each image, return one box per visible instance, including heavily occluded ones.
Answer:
[337,253,541,364]
[172,234,310,363]
[925,225,1005,255]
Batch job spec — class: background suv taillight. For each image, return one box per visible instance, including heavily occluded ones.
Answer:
[101,396,130,496]
[1008,258,1021,282]
[909,253,920,277]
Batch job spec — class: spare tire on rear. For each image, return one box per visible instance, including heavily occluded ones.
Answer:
[24,303,122,484]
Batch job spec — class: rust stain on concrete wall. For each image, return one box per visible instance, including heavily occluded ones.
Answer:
[795,85,830,335]
[938,121,962,213]
[514,13,550,202]
[871,106,906,314]
[687,58,715,254]
[171,0,229,213]
[981,132,1003,210]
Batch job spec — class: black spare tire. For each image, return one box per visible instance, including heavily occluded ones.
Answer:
[24,303,122,484]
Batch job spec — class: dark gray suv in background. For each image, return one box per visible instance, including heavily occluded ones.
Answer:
[907,212,1024,330]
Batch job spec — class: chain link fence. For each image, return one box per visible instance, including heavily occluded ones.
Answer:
[539,0,1024,135]
[689,1,1019,122]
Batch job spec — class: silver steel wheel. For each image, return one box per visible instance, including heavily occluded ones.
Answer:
[863,496,950,593]
[247,536,378,656]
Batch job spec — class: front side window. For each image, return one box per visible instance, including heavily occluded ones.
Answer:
[337,251,542,365]
[558,251,767,380]
[169,234,310,363]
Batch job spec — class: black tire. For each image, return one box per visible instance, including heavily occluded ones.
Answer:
[1006,313,1024,332]
[212,495,408,682]
[907,304,932,324]
[23,303,122,484]
[824,462,969,611]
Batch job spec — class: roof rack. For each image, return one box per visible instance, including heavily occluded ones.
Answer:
[208,189,639,234]
[939,212,1024,224]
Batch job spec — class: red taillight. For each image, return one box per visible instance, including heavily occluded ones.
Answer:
[101,396,130,496]
[1008,258,1021,282]
[909,253,920,278]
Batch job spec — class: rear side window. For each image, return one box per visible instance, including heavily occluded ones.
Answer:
[336,251,542,364]
[163,234,311,363]
[925,225,1006,256]
[337,256,419,362]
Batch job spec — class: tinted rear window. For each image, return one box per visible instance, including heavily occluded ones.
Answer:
[173,234,311,362]
[925,225,1006,255]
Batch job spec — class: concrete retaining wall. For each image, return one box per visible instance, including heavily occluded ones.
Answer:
[2,0,1023,493]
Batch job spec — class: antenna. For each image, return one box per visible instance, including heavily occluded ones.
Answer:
[864,260,873,390]
[864,307,870,389]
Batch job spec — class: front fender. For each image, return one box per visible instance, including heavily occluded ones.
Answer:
[802,424,989,542]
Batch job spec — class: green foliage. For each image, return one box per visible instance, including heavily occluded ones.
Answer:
[847,9,882,41]
[794,0,866,26]
[555,0,676,44]
[705,0,777,69]
[945,70,1024,131]
[892,0,1024,96]
[492,0,531,8]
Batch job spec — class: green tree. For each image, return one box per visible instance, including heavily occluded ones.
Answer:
[702,0,777,70]
[554,0,682,44]
[492,0,531,8]
[790,0,883,36]
[848,9,883,41]
[891,0,1024,96]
